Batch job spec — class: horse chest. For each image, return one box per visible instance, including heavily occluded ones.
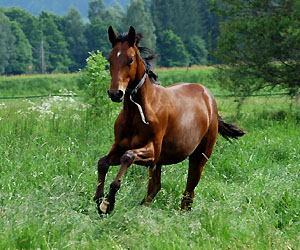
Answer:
[118,129,151,149]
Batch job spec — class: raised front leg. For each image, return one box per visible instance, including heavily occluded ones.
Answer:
[98,143,155,214]
[94,143,123,214]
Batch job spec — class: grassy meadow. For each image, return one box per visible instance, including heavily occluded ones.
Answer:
[0,69,299,249]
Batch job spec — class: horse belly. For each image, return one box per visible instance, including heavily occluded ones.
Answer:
[157,127,204,165]
[157,100,209,165]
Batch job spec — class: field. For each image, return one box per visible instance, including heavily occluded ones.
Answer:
[0,69,299,249]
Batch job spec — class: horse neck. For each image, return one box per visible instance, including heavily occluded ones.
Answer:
[123,54,154,118]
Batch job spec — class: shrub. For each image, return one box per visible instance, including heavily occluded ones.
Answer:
[78,51,110,115]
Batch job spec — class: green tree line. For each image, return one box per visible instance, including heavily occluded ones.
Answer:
[0,0,219,75]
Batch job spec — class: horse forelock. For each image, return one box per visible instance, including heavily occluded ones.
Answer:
[112,32,160,85]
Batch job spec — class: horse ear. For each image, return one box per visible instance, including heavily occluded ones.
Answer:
[108,26,117,46]
[128,26,136,46]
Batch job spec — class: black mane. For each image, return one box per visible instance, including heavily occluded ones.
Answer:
[115,33,160,85]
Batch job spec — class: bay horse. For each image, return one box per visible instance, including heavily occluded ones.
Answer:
[94,26,245,215]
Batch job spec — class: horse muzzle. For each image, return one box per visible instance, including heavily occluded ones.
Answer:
[107,90,124,102]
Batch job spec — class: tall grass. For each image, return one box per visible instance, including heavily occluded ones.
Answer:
[0,74,299,249]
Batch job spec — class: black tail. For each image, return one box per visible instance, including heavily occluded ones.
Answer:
[218,115,246,141]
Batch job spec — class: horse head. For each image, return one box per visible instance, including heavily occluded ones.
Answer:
[107,26,142,102]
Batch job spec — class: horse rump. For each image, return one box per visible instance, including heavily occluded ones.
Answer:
[218,115,245,141]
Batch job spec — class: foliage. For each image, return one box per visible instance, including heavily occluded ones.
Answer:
[39,11,71,73]
[78,51,110,115]
[0,11,15,75]
[88,0,106,23]
[123,0,156,50]
[0,0,222,75]
[185,35,208,65]
[157,30,189,67]
[4,7,42,72]
[63,7,88,72]
[104,3,126,33]
[151,0,219,64]
[85,18,111,58]
[212,0,300,96]
[5,21,33,75]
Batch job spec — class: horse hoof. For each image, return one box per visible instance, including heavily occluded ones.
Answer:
[99,200,109,214]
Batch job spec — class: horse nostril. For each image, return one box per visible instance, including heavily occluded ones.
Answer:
[116,90,124,99]
[108,90,124,102]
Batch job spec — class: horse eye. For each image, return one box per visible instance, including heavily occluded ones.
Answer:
[128,58,134,65]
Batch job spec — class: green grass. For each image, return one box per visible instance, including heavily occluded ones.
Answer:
[0,67,217,98]
[0,74,79,97]
[0,74,299,249]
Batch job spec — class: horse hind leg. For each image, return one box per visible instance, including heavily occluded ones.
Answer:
[181,126,218,210]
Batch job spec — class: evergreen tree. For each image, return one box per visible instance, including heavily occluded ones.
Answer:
[63,7,88,72]
[39,11,71,73]
[123,0,156,50]
[157,30,189,67]
[0,11,15,75]
[5,21,33,74]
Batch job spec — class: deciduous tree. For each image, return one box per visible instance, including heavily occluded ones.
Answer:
[157,30,189,67]
[63,7,88,72]
[0,11,15,75]
[123,0,156,50]
[5,21,33,74]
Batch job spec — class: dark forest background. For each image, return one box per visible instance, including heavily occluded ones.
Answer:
[0,0,219,75]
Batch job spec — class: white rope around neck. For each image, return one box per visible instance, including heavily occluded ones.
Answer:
[126,73,149,125]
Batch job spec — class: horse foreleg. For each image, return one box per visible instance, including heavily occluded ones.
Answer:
[141,165,162,206]
[99,143,155,214]
[94,143,122,213]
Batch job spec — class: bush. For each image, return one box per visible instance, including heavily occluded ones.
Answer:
[78,51,111,115]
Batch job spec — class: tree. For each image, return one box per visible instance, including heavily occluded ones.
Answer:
[185,35,208,65]
[85,0,112,57]
[78,51,110,115]
[157,30,189,67]
[151,0,219,65]
[4,7,42,72]
[85,18,111,57]
[63,7,88,72]
[212,0,300,96]
[0,11,15,75]
[104,3,125,33]
[123,0,156,50]
[88,0,106,23]
[5,21,33,74]
[39,11,71,73]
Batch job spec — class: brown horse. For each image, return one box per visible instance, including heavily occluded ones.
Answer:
[94,26,245,215]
